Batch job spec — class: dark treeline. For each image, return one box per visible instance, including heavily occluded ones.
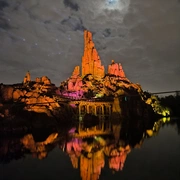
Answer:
[159,95,180,117]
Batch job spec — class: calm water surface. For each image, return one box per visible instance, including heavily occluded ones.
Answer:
[0,118,180,180]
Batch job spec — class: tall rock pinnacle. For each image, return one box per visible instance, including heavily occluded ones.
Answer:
[82,30,105,79]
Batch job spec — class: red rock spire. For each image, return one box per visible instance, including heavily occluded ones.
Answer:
[82,30,105,79]
[108,60,126,77]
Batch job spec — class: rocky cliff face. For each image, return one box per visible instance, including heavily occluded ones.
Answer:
[60,30,141,99]
[108,60,126,78]
[0,72,70,119]
[59,30,168,118]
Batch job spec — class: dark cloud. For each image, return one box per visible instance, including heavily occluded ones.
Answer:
[9,35,19,43]
[103,28,111,37]
[44,20,51,24]
[0,16,10,29]
[0,0,9,11]
[74,18,86,31]
[61,16,71,24]
[61,16,86,31]
[26,9,38,21]
[95,40,107,51]
[63,0,79,11]
[0,1,10,29]
[12,1,21,11]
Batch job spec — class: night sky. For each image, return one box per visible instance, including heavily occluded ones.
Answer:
[0,0,180,92]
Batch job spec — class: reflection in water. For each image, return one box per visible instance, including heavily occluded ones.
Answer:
[0,117,179,180]
[21,133,58,159]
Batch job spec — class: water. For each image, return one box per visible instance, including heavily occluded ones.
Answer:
[0,118,180,180]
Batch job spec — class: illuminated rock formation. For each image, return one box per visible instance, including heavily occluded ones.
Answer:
[108,60,126,77]
[82,30,105,79]
[23,71,31,84]
[0,30,168,120]
[41,76,51,85]
[35,77,41,83]
[112,95,121,114]
[61,30,135,99]
[72,66,80,77]
[13,89,24,101]
[67,66,83,91]
[146,95,170,116]
[0,74,63,117]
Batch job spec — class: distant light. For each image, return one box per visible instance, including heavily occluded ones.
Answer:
[103,0,130,11]
[108,0,117,5]
[106,0,118,7]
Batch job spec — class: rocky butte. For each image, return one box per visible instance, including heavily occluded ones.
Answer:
[60,30,130,97]
[0,30,170,131]
[59,30,169,119]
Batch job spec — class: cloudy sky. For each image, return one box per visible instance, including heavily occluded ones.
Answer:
[0,0,180,92]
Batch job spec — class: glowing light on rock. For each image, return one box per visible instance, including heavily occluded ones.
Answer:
[162,109,170,117]
[162,117,170,123]
[146,130,153,136]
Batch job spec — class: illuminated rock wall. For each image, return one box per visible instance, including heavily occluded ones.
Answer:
[23,71,31,84]
[108,60,126,77]
[82,30,105,79]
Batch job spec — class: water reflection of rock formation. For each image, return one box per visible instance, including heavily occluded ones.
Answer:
[0,131,61,163]
[20,133,58,159]
[66,137,105,180]
[64,116,171,180]
[65,132,132,180]
[0,117,175,180]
